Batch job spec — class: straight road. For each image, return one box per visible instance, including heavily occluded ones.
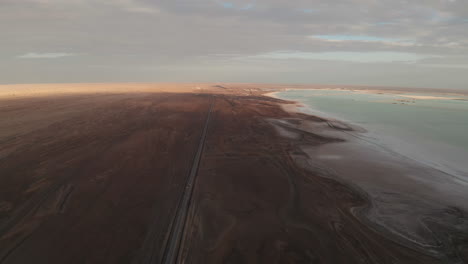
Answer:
[160,97,214,264]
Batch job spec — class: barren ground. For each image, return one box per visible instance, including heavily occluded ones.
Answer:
[0,83,465,263]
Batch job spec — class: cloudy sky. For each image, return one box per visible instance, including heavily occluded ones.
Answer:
[1,0,468,89]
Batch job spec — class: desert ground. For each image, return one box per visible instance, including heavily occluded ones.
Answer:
[0,83,467,263]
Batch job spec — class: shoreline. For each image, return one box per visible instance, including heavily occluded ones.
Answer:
[268,89,468,178]
[266,90,468,261]
[265,87,468,100]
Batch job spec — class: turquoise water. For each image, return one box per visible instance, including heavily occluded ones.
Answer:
[276,89,468,177]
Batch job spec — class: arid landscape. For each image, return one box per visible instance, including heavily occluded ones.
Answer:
[3,0,468,262]
[0,83,467,264]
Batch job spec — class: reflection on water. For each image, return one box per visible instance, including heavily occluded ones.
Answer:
[276,89,468,179]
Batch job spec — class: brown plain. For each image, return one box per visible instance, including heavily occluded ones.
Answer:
[0,83,462,263]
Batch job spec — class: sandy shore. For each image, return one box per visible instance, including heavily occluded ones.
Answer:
[0,83,467,263]
[267,87,468,101]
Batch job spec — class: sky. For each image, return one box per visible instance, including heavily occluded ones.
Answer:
[1,0,468,89]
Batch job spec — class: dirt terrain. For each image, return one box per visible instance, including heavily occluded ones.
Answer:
[0,83,466,263]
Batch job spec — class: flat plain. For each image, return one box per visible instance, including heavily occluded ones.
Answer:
[0,83,466,263]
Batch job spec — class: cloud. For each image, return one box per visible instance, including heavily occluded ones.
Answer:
[218,1,255,10]
[375,22,397,26]
[124,6,159,14]
[221,2,234,9]
[309,35,417,48]
[251,51,437,63]
[1,0,468,89]
[17,52,77,59]
[240,3,255,10]
[312,35,400,42]
[301,9,317,14]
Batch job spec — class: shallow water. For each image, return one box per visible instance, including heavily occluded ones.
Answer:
[276,89,468,180]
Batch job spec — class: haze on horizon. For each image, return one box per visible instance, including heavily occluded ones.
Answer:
[1,0,468,90]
